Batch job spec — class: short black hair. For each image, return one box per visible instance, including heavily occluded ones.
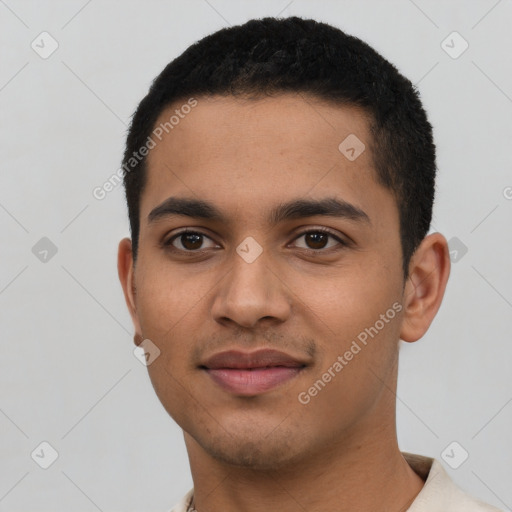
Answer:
[122,16,436,279]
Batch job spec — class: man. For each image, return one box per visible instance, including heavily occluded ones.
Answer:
[117,16,501,512]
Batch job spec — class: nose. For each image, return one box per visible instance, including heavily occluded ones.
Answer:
[210,247,292,329]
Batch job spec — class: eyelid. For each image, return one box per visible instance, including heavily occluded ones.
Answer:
[288,226,350,250]
[162,226,350,253]
[162,228,219,251]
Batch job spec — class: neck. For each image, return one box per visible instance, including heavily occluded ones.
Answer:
[184,419,425,512]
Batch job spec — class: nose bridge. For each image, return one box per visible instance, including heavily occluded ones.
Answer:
[211,242,290,328]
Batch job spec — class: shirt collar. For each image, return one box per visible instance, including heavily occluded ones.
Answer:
[169,452,498,512]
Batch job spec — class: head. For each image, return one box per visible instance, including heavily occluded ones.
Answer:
[123,16,437,280]
[118,17,450,470]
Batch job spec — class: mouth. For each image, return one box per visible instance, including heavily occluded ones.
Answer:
[199,349,308,396]
[202,366,305,395]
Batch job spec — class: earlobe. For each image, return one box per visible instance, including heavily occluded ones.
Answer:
[399,232,451,343]
[117,238,142,341]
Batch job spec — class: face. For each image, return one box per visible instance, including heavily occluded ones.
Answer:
[118,93,439,471]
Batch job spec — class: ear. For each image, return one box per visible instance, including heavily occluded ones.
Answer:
[117,238,143,345]
[400,232,451,343]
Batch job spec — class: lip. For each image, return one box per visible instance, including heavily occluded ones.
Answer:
[201,348,307,369]
[200,349,308,396]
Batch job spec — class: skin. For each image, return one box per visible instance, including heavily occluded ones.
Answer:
[118,93,450,512]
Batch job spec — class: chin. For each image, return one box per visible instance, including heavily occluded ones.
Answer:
[191,421,304,471]
[203,438,299,471]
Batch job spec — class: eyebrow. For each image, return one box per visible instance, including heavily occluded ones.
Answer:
[147,196,371,226]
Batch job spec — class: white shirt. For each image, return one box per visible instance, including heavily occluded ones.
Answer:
[168,452,502,512]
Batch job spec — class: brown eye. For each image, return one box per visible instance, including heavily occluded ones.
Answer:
[178,233,203,250]
[292,229,347,251]
[304,232,329,249]
[164,230,218,252]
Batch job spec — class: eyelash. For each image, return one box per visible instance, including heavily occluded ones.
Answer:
[161,227,349,255]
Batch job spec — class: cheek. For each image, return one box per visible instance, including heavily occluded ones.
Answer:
[295,263,402,387]
[295,298,401,429]
[135,251,203,327]
[134,265,198,365]
[134,266,204,421]
[292,259,399,331]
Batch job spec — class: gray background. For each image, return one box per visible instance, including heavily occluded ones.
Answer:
[1,0,511,510]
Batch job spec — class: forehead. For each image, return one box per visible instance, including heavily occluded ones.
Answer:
[140,93,395,231]
[148,93,372,168]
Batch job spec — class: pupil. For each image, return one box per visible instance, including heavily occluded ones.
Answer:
[178,232,328,251]
[183,233,202,250]
[306,233,327,249]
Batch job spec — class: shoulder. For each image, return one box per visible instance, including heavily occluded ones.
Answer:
[403,452,503,512]
[430,459,502,512]
[168,487,194,512]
